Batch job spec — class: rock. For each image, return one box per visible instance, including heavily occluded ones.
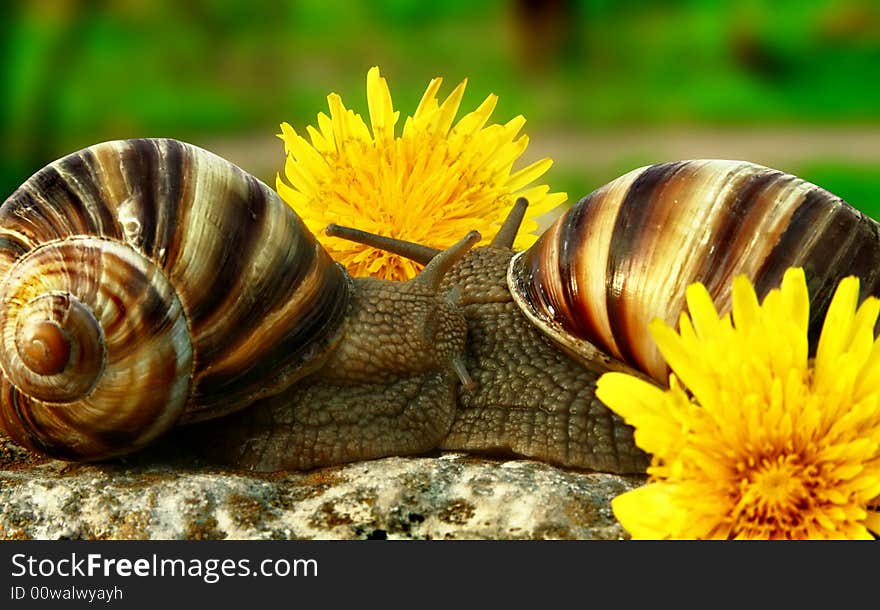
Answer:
[0,435,644,539]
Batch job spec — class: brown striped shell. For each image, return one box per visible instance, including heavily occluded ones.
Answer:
[509,159,880,384]
[0,138,350,461]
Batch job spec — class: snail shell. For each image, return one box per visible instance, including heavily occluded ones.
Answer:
[509,159,880,384]
[0,138,350,461]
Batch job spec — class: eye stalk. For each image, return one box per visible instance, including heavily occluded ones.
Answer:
[324,197,530,266]
[412,230,480,289]
[490,197,528,249]
[325,224,440,266]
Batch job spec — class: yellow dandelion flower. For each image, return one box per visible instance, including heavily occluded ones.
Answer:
[276,66,567,280]
[596,268,880,540]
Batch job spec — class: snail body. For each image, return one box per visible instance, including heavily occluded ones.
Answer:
[2,141,878,475]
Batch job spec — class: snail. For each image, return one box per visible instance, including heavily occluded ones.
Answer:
[1,141,877,475]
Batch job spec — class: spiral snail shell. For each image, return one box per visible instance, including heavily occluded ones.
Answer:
[509,159,880,385]
[0,138,349,461]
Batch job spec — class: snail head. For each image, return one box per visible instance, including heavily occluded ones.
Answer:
[318,228,485,392]
[323,199,530,392]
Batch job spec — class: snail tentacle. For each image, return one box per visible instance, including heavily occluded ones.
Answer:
[325,224,440,265]
[490,197,529,249]
[413,230,481,289]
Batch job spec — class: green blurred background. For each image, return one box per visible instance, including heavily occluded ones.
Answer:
[2,0,879,222]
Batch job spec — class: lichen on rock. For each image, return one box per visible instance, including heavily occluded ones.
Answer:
[0,432,643,540]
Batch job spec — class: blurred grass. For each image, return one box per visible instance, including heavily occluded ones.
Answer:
[796,163,880,217]
[1,0,879,215]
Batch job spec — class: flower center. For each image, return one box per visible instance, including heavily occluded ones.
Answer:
[733,454,814,538]
[752,463,803,505]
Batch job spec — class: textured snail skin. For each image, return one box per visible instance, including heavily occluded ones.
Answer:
[190,277,471,470]
[192,244,648,473]
[437,246,647,473]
